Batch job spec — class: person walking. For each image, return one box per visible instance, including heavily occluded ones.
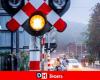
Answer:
[62,55,68,70]
[54,57,62,71]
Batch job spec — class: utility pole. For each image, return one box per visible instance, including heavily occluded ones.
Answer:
[11,32,14,70]
[81,43,83,58]
[76,43,77,58]
[11,32,13,54]
[16,30,19,70]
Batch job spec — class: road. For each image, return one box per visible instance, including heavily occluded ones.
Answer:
[82,67,100,71]
[44,62,100,71]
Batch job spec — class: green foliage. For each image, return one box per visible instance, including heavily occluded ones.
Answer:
[86,3,100,59]
[87,54,96,64]
[19,51,29,71]
[0,51,10,56]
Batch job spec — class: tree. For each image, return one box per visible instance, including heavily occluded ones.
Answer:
[19,51,29,70]
[87,3,100,62]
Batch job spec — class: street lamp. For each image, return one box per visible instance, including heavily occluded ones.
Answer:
[29,15,46,31]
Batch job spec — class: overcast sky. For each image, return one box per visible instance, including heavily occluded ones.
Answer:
[62,0,100,24]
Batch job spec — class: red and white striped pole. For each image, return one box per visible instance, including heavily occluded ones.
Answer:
[46,32,52,71]
[29,36,40,71]
[41,34,46,60]
[47,53,51,71]
[41,34,46,70]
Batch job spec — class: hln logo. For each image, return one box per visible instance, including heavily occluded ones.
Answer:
[37,72,47,79]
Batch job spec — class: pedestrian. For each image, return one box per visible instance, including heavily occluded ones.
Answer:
[62,55,68,70]
[13,54,18,70]
[6,54,12,70]
[54,57,62,71]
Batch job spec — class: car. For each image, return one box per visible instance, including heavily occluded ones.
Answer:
[66,59,83,71]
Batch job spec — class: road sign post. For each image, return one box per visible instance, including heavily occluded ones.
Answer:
[29,36,41,70]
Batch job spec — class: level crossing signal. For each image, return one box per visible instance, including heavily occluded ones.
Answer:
[1,0,24,16]
[49,0,70,16]
[2,0,70,36]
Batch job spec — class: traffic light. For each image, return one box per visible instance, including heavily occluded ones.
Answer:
[22,11,52,36]
[45,43,57,53]
[44,29,57,53]
[1,0,24,15]
[49,0,70,16]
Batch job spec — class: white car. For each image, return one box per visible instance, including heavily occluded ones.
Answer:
[66,59,83,71]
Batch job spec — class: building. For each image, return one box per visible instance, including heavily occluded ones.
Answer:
[66,42,88,59]
[0,0,30,52]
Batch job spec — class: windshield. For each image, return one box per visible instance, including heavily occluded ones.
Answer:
[68,59,78,63]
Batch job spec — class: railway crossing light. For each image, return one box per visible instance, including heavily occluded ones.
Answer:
[22,11,52,36]
[29,14,46,31]
[49,0,70,16]
[1,0,24,15]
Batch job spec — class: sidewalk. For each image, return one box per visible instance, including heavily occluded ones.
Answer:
[89,64,100,70]
[83,64,100,71]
